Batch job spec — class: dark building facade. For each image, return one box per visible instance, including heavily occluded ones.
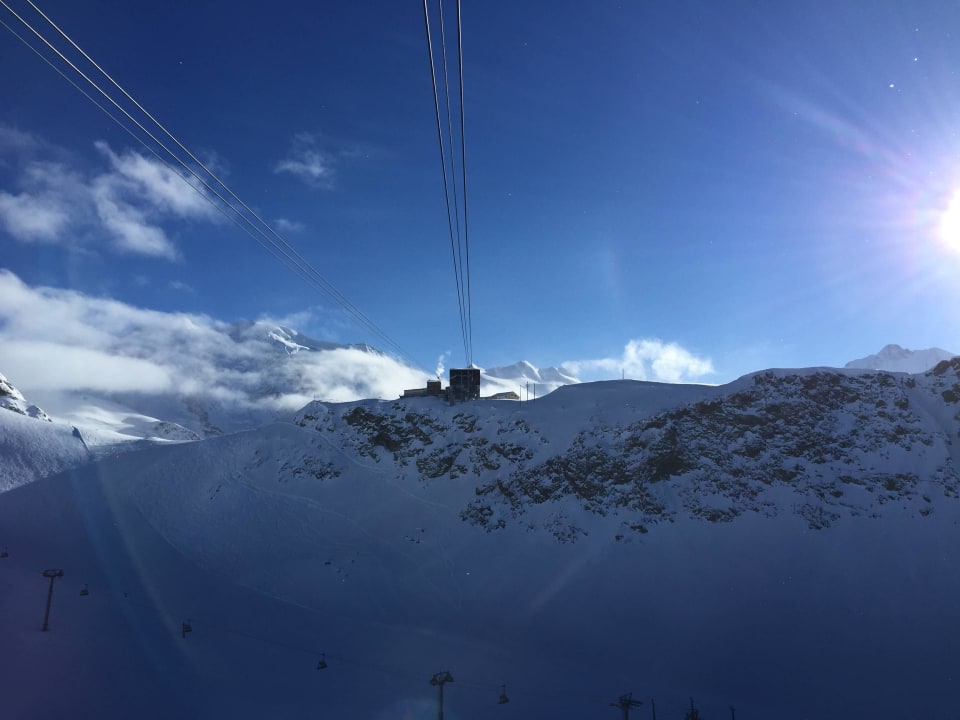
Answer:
[449,368,481,402]
[402,379,444,398]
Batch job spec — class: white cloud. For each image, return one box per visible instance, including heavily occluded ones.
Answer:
[0,270,425,412]
[0,125,222,259]
[0,125,41,157]
[0,161,86,242]
[274,133,335,187]
[275,217,305,234]
[562,338,715,384]
[2,340,173,392]
[168,280,196,293]
[95,141,217,220]
[91,174,180,259]
[0,188,72,242]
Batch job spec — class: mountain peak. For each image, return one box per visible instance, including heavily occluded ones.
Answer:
[0,371,51,422]
[483,360,579,386]
[845,344,956,373]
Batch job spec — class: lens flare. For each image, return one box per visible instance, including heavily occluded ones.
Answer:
[939,189,960,253]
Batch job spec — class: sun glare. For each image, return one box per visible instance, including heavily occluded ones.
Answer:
[939,189,960,253]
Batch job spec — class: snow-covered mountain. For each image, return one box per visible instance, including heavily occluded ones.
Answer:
[482,359,579,397]
[845,343,956,373]
[293,361,960,537]
[3,359,960,718]
[235,320,379,356]
[0,371,50,422]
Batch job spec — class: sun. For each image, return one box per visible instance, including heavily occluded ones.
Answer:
[938,189,960,253]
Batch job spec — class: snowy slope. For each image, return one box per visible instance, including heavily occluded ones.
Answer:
[845,343,956,373]
[0,369,201,491]
[0,396,201,492]
[0,405,90,492]
[3,362,960,718]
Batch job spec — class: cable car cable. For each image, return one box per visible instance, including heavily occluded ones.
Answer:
[455,0,474,366]
[422,0,469,366]
[437,0,469,365]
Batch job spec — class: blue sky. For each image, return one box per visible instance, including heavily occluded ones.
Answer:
[2,0,960,385]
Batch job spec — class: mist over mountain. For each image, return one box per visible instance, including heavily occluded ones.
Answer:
[7,309,590,442]
[2,358,960,718]
[15,320,424,439]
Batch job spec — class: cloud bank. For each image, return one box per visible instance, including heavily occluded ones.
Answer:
[0,271,427,421]
[562,339,714,384]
